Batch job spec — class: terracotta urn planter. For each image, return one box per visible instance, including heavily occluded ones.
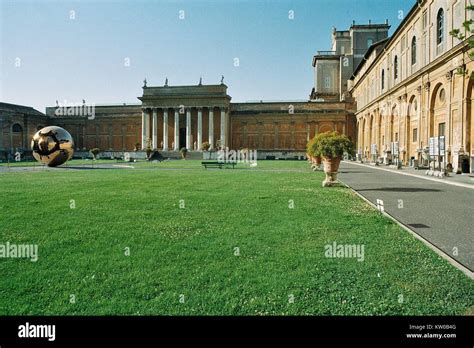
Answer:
[314,156,322,166]
[306,131,353,187]
[311,156,322,171]
[322,157,341,187]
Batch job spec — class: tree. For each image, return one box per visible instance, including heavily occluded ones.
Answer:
[450,4,474,78]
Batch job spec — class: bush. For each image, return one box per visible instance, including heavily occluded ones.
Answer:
[306,137,316,157]
[201,141,211,151]
[89,148,100,159]
[180,147,188,159]
[308,132,353,159]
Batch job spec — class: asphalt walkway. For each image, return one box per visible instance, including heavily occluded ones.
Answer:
[338,161,474,272]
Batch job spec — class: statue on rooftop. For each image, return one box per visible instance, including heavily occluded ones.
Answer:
[143,78,147,88]
[164,78,168,86]
[220,75,224,84]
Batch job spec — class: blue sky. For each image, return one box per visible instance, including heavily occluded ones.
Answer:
[0,0,414,112]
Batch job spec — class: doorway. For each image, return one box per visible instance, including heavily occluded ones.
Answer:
[179,128,186,150]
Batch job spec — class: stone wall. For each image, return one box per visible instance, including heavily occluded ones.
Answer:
[230,101,356,151]
[0,103,48,152]
[45,104,142,151]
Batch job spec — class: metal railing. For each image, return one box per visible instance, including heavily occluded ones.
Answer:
[316,50,337,56]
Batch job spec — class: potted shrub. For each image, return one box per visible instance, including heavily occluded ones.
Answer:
[311,131,353,187]
[144,138,153,159]
[180,147,188,160]
[202,141,211,151]
[89,148,100,160]
[306,136,322,171]
[306,137,314,163]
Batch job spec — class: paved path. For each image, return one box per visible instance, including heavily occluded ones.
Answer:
[338,161,474,272]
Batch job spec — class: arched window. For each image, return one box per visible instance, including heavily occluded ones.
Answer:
[381,69,385,90]
[367,38,373,48]
[437,9,444,45]
[12,123,23,133]
[411,36,417,65]
[394,56,399,80]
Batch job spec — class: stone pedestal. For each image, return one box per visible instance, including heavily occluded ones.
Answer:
[322,172,339,187]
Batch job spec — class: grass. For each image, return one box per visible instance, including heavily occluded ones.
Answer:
[0,158,123,167]
[0,160,472,315]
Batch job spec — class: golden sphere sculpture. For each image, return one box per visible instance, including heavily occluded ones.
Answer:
[31,126,74,167]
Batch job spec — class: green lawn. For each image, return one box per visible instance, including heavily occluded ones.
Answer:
[0,160,472,315]
[0,158,124,167]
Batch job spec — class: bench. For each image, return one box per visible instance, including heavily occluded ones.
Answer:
[202,161,237,169]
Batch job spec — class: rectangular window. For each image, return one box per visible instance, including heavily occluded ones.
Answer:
[413,128,418,142]
[382,135,385,145]
[324,77,331,88]
[395,132,399,142]
[438,122,446,137]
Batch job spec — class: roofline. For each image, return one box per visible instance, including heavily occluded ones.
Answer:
[349,24,391,30]
[0,102,46,115]
[312,54,341,67]
[144,84,228,89]
[350,37,391,79]
[349,0,421,83]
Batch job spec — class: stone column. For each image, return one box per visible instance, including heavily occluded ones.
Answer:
[416,86,422,150]
[23,116,28,150]
[208,108,214,149]
[152,108,158,150]
[197,108,202,150]
[174,108,180,151]
[221,107,227,149]
[95,124,100,149]
[163,108,169,151]
[82,122,86,150]
[386,102,391,151]
[357,118,362,153]
[186,108,191,150]
[141,109,147,149]
[9,121,13,152]
[424,82,431,142]
[108,123,113,150]
[0,118,3,150]
[273,121,279,149]
[445,72,452,153]
[121,124,126,150]
[76,124,81,149]
[398,104,402,143]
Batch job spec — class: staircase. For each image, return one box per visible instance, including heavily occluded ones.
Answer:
[158,151,203,160]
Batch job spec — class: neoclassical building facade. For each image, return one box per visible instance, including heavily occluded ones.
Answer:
[0,103,48,153]
[351,0,473,173]
[0,83,356,160]
[6,0,472,169]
